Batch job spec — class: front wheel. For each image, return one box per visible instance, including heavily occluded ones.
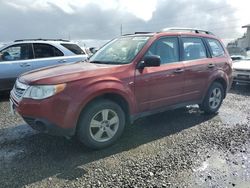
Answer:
[200,82,224,114]
[77,99,125,149]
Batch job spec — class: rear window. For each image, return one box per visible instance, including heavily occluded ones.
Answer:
[61,43,85,55]
[207,38,225,57]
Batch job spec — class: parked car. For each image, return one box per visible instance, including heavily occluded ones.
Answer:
[0,39,88,91]
[227,46,247,57]
[232,56,250,85]
[231,55,246,61]
[10,28,232,149]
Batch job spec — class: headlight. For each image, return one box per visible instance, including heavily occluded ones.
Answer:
[23,84,66,100]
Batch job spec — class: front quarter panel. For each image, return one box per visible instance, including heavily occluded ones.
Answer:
[62,75,136,129]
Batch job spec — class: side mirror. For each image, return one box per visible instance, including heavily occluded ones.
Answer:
[89,47,98,54]
[138,55,161,69]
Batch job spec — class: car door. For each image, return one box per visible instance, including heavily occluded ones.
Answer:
[135,37,185,112]
[31,43,68,70]
[180,37,214,102]
[0,43,34,91]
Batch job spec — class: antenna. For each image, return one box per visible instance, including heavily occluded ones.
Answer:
[120,24,123,36]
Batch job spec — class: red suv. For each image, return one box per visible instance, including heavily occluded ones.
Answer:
[10,28,232,149]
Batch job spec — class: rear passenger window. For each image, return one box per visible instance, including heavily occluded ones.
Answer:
[33,44,63,58]
[207,39,225,57]
[145,37,179,64]
[61,43,85,55]
[182,37,207,61]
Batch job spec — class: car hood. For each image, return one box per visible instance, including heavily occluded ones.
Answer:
[232,60,250,70]
[19,61,123,85]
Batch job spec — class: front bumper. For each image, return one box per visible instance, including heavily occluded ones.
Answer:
[10,90,79,137]
[23,116,75,136]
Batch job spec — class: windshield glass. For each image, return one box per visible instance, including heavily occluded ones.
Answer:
[89,36,150,64]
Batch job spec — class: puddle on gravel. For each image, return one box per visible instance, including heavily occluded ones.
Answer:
[0,147,25,164]
[0,124,36,144]
[0,124,36,164]
[191,144,250,188]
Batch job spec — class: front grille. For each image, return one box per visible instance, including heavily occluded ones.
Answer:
[14,85,25,98]
[11,80,29,102]
[234,69,250,73]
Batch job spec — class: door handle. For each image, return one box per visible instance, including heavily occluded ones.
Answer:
[58,59,67,63]
[208,63,215,68]
[20,63,31,67]
[174,68,184,73]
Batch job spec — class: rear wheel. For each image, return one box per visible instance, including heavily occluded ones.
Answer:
[77,99,125,149]
[200,82,224,114]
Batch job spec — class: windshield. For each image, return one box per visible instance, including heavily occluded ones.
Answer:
[89,36,150,64]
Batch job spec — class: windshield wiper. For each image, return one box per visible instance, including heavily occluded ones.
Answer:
[90,61,127,65]
[89,60,106,64]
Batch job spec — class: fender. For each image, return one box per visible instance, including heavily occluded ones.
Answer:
[72,77,137,124]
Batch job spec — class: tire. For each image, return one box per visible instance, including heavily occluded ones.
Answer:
[200,82,224,114]
[77,99,125,149]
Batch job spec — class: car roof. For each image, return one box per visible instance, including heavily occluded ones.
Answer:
[122,28,218,39]
[12,39,76,45]
[123,32,217,38]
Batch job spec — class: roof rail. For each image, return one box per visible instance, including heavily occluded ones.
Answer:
[122,32,154,36]
[122,33,133,36]
[134,32,154,34]
[14,39,70,42]
[161,27,215,35]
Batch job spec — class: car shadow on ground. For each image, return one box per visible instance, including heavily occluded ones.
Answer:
[0,106,215,187]
[0,91,10,102]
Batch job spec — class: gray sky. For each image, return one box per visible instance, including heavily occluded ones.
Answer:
[0,0,249,43]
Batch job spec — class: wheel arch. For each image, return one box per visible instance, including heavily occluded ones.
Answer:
[202,70,229,101]
[76,91,133,132]
[212,77,227,98]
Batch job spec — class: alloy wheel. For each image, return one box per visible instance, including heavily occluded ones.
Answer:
[89,109,119,142]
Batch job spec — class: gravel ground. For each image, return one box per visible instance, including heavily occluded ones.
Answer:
[0,85,250,188]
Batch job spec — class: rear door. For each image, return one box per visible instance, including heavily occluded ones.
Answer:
[180,37,213,102]
[135,37,185,112]
[31,43,67,70]
[0,43,33,90]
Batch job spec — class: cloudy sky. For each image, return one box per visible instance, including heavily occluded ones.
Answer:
[0,0,249,44]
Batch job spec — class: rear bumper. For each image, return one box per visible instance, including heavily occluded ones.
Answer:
[23,116,75,136]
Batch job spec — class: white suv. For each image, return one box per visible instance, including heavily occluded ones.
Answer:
[0,39,88,91]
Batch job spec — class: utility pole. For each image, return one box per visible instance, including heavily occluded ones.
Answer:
[120,24,123,36]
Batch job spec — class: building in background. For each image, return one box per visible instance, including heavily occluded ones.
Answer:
[227,24,250,56]
[242,24,250,50]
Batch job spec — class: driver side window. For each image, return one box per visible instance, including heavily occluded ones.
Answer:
[145,37,179,64]
[0,44,33,62]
